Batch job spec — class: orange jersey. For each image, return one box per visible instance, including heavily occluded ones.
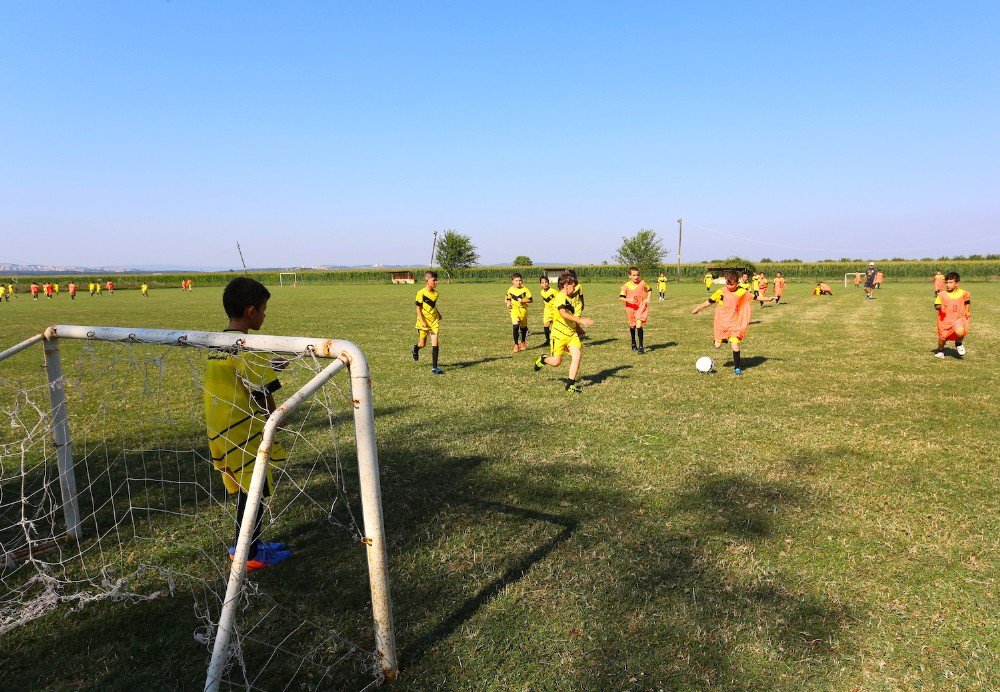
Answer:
[68,283,77,294]
[933,274,945,291]
[773,277,786,296]
[710,287,752,341]
[619,280,650,309]
[854,273,861,285]
[30,284,39,294]
[936,289,971,339]
[819,283,831,293]
[875,271,884,284]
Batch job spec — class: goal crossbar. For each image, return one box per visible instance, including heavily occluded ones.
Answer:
[2,324,398,687]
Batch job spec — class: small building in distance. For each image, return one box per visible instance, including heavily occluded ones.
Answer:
[390,271,415,285]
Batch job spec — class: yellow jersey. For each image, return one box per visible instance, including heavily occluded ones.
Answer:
[657,278,667,292]
[551,294,578,340]
[204,340,287,494]
[539,287,560,322]
[506,286,532,321]
[569,283,584,314]
[415,287,440,324]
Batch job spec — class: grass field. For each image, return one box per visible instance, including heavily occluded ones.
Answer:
[1,281,997,690]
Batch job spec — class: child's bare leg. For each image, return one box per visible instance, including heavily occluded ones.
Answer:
[567,345,583,380]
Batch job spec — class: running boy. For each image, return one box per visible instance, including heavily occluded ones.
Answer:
[505,273,532,352]
[773,272,786,304]
[533,273,594,393]
[30,283,39,300]
[538,275,560,347]
[934,272,971,358]
[68,282,77,299]
[932,270,945,296]
[141,282,149,297]
[619,266,652,353]
[692,270,775,375]
[704,271,714,291]
[657,272,667,301]
[413,271,444,374]
[204,277,292,570]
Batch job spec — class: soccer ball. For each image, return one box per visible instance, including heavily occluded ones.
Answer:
[695,356,715,373]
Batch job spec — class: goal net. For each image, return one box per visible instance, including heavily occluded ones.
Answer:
[0,325,396,690]
[278,273,297,287]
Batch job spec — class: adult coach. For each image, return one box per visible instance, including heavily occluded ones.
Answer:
[864,262,877,300]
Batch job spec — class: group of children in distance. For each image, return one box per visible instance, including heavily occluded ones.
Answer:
[4,280,165,302]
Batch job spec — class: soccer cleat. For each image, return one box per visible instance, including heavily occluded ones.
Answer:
[638,346,645,354]
[520,342,528,351]
[631,344,638,352]
[566,384,583,394]
[229,541,286,558]
[229,544,293,572]
[431,367,444,375]
[513,344,520,354]
[934,351,945,359]
[533,356,545,372]
[734,368,743,375]
[956,345,966,356]
[412,345,419,361]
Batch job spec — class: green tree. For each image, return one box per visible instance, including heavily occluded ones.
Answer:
[613,228,668,277]
[435,230,479,280]
[513,255,532,266]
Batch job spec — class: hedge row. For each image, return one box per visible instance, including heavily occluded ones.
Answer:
[2,260,996,289]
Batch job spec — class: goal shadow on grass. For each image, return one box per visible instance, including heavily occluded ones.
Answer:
[374,417,854,689]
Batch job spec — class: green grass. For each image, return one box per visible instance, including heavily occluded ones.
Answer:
[0,282,997,690]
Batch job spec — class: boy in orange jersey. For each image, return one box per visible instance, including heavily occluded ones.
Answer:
[812,282,833,296]
[773,272,786,304]
[44,282,54,299]
[874,270,884,289]
[934,272,971,358]
[68,282,77,300]
[30,282,40,300]
[620,267,652,353]
[854,272,861,288]
[932,270,945,296]
[692,270,775,375]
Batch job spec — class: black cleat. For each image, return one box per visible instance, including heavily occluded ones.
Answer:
[412,345,419,361]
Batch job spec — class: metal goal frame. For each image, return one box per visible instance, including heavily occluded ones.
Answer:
[0,324,398,689]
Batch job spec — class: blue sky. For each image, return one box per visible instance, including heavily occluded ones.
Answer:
[2,2,998,268]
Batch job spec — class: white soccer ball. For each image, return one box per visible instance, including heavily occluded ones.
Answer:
[695,356,715,373]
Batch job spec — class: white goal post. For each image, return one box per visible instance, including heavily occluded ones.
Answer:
[0,324,397,688]
[278,272,297,287]
[844,272,861,288]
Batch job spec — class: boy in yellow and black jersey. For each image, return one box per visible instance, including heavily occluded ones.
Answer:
[533,272,594,393]
[538,275,560,347]
[204,277,292,571]
[413,271,444,374]
[505,273,532,352]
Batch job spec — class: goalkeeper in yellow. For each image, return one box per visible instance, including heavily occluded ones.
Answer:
[205,277,292,571]
[505,273,532,352]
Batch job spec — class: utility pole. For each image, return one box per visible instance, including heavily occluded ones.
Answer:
[429,230,439,268]
[675,218,683,283]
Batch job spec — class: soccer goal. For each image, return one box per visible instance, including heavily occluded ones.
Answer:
[844,272,862,288]
[278,272,297,287]
[0,325,397,689]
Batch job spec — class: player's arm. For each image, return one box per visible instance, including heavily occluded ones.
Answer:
[965,296,971,318]
[644,283,652,303]
[558,305,594,327]
[618,287,628,303]
[933,297,943,312]
[415,302,429,328]
[691,300,713,314]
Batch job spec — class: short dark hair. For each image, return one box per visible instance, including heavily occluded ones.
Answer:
[723,270,739,283]
[566,268,578,278]
[557,272,577,289]
[539,275,549,283]
[945,271,960,282]
[512,272,522,280]
[223,277,270,318]
[628,266,639,273]
[425,270,438,280]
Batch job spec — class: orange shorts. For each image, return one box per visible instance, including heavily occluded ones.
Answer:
[625,303,648,327]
